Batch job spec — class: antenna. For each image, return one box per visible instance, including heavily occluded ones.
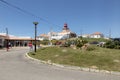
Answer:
[80,29,83,38]
[49,27,53,45]
[81,29,83,36]
[109,28,111,39]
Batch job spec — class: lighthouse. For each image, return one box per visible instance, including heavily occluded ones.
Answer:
[63,23,69,31]
[59,23,76,39]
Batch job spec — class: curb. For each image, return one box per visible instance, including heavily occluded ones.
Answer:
[25,53,120,76]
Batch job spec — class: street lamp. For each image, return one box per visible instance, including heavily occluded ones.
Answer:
[33,22,38,52]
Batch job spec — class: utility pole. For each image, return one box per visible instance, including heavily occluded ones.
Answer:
[50,27,52,45]
[109,28,111,39]
[80,29,83,39]
[6,28,9,51]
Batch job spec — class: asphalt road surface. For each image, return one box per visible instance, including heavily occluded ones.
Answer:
[0,47,120,80]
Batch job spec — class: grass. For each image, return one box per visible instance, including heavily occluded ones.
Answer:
[82,38,109,42]
[28,46,120,72]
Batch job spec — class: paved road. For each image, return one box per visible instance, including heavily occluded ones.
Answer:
[0,47,120,80]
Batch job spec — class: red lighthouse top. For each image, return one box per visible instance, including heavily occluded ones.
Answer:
[64,23,68,28]
[63,23,69,30]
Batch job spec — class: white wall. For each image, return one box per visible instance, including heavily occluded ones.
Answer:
[90,34,102,38]
[51,34,69,40]
[0,37,5,47]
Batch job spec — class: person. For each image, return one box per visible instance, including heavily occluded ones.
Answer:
[28,42,33,52]
[8,42,12,48]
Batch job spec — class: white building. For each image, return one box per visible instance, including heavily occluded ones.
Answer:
[51,24,76,40]
[78,34,90,38]
[37,34,49,40]
[0,33,34,47]
[90,32,104,38]
[0,34,6,47]
[38,23,76,40]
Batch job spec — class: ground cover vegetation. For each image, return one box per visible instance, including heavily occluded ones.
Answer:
[29,38,120,72]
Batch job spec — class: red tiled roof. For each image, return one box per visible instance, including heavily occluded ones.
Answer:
[92,32,102,35]
[39,34,49,38]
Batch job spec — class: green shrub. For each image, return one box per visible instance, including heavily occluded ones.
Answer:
[61,40,71,47]
[51,40,58,45]
[86,45,96,51]
[75,39,88,48]
[40,40,49,45]
[105,40,120,49]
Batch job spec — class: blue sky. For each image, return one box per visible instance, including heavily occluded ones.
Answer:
[0,0,120,38]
